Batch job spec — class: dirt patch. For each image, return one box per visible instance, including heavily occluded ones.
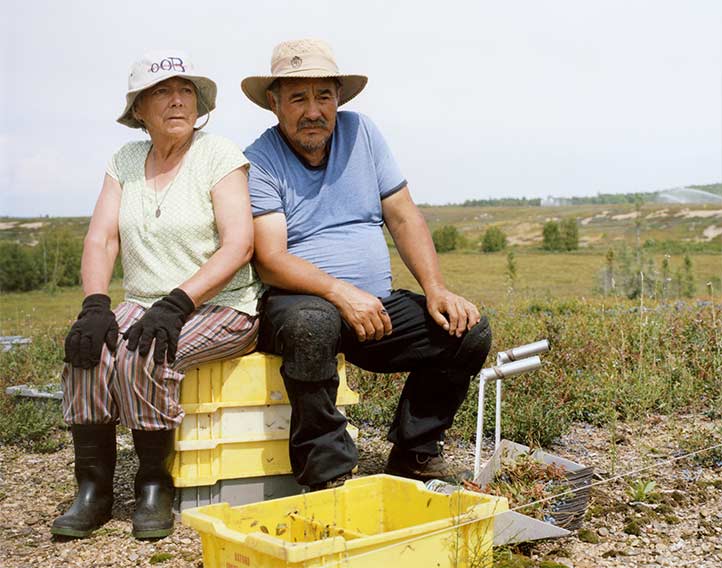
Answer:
[645,209,669,220]
[581,212,610,226]
[702,225,722,241]
[611,212,639,221]
[18,222,46,229]
[674,208,722,219]
[0,222,18,230]
[508,222,542,246]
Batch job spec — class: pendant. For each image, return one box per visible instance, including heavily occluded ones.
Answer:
[155,207,161,218]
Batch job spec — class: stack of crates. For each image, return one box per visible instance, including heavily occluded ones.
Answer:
[170,352,359,512]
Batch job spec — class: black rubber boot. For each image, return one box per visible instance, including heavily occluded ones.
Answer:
[51,424,116,538]
[131,429,175,539]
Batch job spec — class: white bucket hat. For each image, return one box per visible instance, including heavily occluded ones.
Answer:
[117,50,217,129]
[241,39,368,110]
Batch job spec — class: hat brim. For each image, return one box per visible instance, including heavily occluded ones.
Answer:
[117,74,218,129]
[241,73,368,110]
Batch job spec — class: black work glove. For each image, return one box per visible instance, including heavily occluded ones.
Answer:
[123,288,195,366]
[64,294,119,369]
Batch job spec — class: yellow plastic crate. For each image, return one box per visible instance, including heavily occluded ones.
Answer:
[181,352,358,414]
[170,425,359,487]
[182,474,508,568]
[176,405,351,450]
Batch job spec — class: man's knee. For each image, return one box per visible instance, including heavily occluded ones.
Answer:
[453,316,492,377]
[281,298,341,346]
[278,298,342,382]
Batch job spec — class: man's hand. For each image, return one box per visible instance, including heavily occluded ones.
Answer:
[426,286,481,337]
[328,280,392,342]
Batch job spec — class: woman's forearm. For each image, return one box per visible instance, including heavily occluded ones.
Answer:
[80,235,119,297]
[179,241,253,306]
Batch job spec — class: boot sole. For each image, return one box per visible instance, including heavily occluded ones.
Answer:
[51,527,94,538]
[51,523,104,539]
[132,526,174,539]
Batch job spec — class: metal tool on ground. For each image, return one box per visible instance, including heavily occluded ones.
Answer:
[5,384,63,400]
[0,335,32,352]
[467,340,593,545]
[475,339,550,475]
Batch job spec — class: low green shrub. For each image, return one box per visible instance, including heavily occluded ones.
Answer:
[347,298,722,449]
[481,226,507,253]
[0,398,66,453]
[432,225,460,253]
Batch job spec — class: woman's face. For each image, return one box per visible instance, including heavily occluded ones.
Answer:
[133,77,198,139]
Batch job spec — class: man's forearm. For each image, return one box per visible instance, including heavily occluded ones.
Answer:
[254,251,341,299]
[390,212,446,294]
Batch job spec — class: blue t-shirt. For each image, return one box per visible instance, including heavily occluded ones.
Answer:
[245,111,407,298]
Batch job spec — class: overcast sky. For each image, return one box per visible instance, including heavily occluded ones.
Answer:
[1,0,721,217]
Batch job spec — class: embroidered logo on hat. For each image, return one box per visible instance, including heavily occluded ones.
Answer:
[149,57,186,74]
[290,56,302,68]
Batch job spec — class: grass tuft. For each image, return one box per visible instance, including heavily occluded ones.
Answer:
[0,398,66,453]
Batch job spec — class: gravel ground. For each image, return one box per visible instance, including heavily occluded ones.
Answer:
[1,414,720,567]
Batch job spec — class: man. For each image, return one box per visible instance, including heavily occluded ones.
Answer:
[241,39,491,490]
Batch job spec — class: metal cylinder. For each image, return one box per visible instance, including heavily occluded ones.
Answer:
[480,356,542,382]
[497,339,549,364]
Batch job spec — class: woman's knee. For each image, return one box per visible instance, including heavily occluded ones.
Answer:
[113,340,151,383]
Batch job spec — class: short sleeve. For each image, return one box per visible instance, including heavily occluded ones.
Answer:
[247,162,284,217]
[104,141,148,186]
[207,136,250,188]
[361,115,407,199]
[105,151,121,182]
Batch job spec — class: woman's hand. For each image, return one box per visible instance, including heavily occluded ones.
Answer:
[64,294,119,369]
[123,288,196,365]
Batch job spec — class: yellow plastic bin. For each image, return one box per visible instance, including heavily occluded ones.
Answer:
[175,401,353,450]
[182,474,508,568]
[180,353,358,414]
[170,424,359,487]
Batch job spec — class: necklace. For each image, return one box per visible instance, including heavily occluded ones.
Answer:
[148,137,192,218]
[151,162,174,218]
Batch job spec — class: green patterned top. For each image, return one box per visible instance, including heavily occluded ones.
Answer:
[106,131,263,315]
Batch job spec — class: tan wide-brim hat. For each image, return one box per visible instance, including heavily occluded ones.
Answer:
[117,50,217,129]
[241,39,368,110]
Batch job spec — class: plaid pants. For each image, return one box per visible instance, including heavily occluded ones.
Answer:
[62,301,258,430]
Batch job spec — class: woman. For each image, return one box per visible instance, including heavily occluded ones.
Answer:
[51,51,263,540]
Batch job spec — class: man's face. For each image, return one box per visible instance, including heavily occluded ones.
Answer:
[268,78,340,156]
